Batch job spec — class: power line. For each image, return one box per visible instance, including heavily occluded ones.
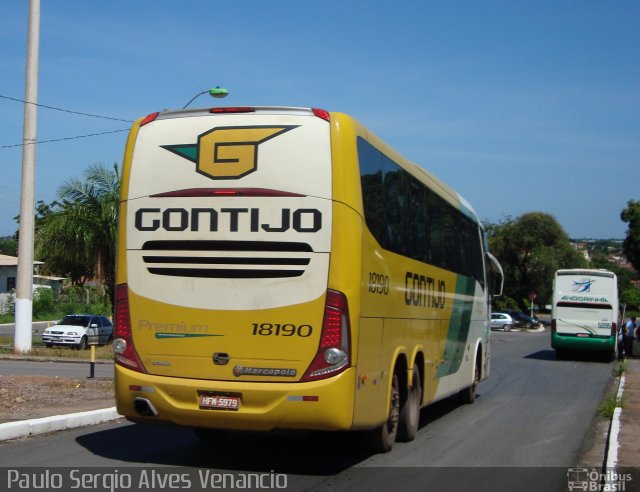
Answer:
[0,93,134,122]
[0,93,133,149]
[0,128,129,149]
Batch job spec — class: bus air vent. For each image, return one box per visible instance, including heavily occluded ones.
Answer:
[140,240,312,279]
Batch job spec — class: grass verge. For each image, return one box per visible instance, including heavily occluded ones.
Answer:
[596,364,627,420]
[597,390,625,419]
[0,337,114,360]
[613,360,627,377]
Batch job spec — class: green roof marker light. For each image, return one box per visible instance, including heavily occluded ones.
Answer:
[209,86,229,98]
[182,86,229,109]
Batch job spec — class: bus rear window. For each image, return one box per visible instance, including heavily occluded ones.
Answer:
[556,302,612,310]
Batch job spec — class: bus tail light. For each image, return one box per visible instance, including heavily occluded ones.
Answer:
[210,107,256,114]
[302,289,351,382]
[312,108,330,121]
[114,284,146,373]
[611,322,617,336]
[140,112,160,127]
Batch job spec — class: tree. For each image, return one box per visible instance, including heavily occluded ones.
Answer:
[621,200,640,274]
[621,288,640,313]
[35,163,120,302]
[7,200,57,255]
[0,236,17,256]
[486,212,587,311]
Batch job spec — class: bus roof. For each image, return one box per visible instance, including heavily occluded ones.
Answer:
[556,269,615,278]
[136,106,481,225]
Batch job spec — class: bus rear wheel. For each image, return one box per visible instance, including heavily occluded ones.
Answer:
[460,355,480,404]
[367,373,400,453]
[397,364,421,442]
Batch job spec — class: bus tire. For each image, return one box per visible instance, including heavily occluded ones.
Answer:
[367,373,400,453]
[397,364,421,442]
[460,353,480,404]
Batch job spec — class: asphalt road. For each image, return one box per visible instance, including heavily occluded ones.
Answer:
[0,358,114,379]
[0,321,53,337]
[0,329,613,491]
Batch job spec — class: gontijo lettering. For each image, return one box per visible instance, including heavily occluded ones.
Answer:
[405,271,446,308]
[135,207,322,233]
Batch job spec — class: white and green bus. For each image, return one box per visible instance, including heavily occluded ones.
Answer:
[551,269,618,359]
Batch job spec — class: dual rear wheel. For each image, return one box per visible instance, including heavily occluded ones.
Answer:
[369,352,480,453]
[368,363,422,453]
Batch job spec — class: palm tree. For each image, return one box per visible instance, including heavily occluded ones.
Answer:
[35,163,120,302]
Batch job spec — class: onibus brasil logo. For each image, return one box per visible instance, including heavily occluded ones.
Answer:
[572,278,595,293]
[162,125,298,180]
[567,467,632,491]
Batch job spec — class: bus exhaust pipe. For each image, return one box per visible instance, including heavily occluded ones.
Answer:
[133,397,158,417]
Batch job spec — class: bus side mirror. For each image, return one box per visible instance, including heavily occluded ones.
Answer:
[486,252,504,297]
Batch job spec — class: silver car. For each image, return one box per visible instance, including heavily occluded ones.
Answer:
[490,312,514,332]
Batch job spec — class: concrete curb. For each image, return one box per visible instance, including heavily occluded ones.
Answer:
[605,374,624,469]
[0,407,122,441]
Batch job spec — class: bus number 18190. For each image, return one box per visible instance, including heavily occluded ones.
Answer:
[368,272,390,295]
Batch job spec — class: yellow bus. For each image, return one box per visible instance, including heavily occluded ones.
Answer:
[114,106,503,452]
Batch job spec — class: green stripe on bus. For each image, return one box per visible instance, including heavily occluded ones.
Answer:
[155,333,224,339]
[436,275,476,378]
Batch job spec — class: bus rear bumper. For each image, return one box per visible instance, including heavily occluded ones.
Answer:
[551,332,615,352]
[115,365,356,432]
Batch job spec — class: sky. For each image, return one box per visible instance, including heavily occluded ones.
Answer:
[1,1,638,240]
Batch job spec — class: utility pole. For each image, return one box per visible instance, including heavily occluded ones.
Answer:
[15,0,40,353]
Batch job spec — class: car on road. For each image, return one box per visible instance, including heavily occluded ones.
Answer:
[498,309,540,329]
[41,315,113,349]
[490,312,515,331]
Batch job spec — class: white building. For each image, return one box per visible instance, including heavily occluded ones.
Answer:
[0,255,64,313]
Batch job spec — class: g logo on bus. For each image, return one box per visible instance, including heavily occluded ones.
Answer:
[162,125,298,180]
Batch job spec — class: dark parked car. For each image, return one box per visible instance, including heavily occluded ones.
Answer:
[498,309,540,329]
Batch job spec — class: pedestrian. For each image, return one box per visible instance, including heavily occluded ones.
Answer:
[625,316,637,358]
[618,321,627,360]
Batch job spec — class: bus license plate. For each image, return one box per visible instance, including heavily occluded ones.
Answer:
[198,392,241,411]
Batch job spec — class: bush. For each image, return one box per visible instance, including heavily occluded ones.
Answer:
[621,288,640,312]
[0,285,112,322]
[33,288,55,317]
[597,390,624,419]
[492,296,521,312]
[613,361,627,377]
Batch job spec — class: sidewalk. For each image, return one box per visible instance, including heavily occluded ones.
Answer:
[615,357,640,468]
[0,354,122,441]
